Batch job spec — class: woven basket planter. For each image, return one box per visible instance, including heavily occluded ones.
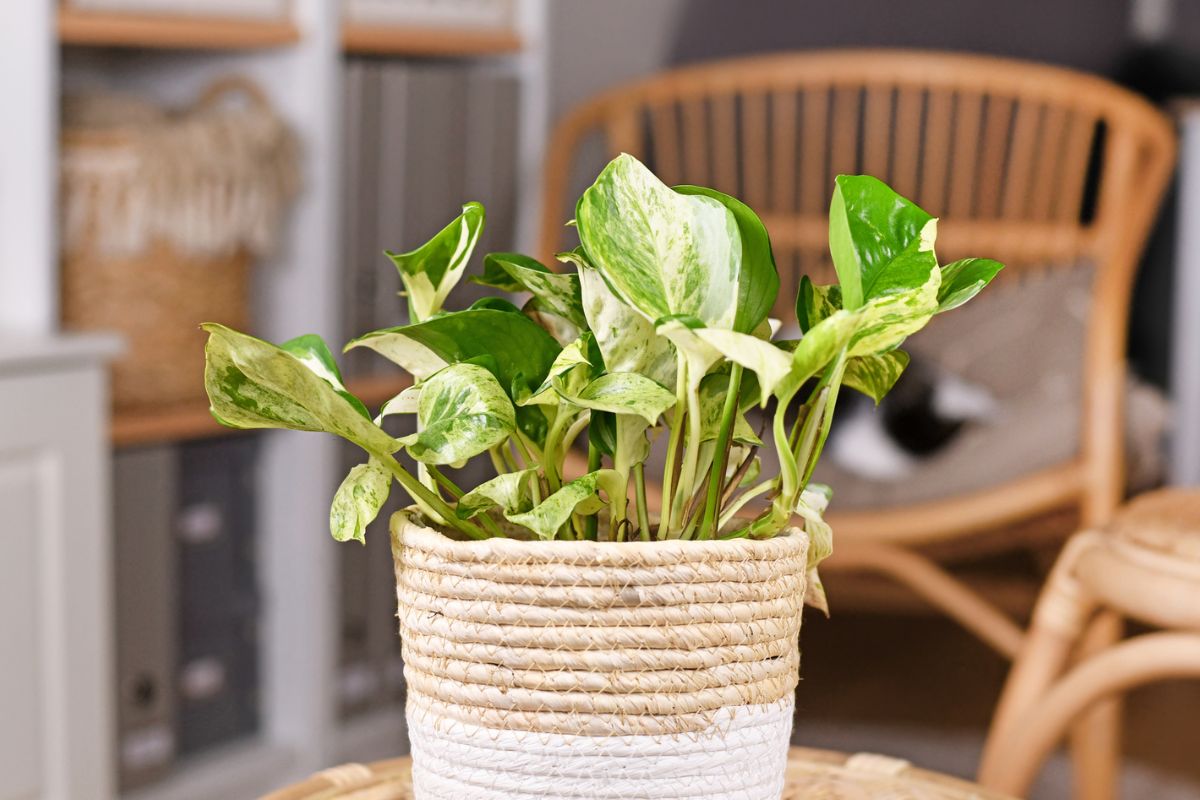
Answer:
[392,511,809,800]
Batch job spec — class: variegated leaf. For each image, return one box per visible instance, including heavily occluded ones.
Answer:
[457,468,540,519]
[399,364,516,465]
[846,267,940,357]
[794,489,833,615]
[556,372,676,426]
[698,373,763,446]
[843,350,910,404]
[387,202,485,321]
[475,252,586,329]
[329,458,391,543]
[578,264,677,387]
[576,154,741,330]
[202,324,398,455]
[507,469,626,540]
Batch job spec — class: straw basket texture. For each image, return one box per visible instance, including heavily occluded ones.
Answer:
[392,511,810,800]
[59,77,297,408]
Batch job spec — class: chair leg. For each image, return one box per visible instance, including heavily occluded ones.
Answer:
[982,632,1200,797]
[1069,610,1124,800]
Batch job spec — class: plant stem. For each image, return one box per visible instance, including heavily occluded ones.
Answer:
[800,354,848,485]
[586,440,601,540]
[634,462,651,541]
[657,354,688,539]
[719,478,776,528]
[698,363,743,540]
[541,409,575,492]
[376,452,486,540]
[672,383,704,533]
[488,447,508,476]
[427,466,464,498]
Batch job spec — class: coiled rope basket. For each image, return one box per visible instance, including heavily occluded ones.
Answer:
[392,511,809,800]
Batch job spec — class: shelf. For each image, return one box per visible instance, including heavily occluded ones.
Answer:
[111,373,411,448]
[341,24,521,57]
[58,8,300,50]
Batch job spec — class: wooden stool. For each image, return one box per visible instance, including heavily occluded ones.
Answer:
[265,747,1017,799]
[979,488,1200,798]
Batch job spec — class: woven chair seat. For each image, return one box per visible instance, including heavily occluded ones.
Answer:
[1108,488,1200,562]
[264,747,1017,799]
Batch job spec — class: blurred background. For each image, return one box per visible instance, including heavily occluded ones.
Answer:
[2,1,1199,798]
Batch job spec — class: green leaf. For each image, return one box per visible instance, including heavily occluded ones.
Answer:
[796,277,842,334]
[279,334,371,420]
[346,307,561,402]
[578,264,676,387]
[387,202,485,321]
[843,350,910,404]
[329,458,391,543]
[674,185,779,333]
[202,323,397,454]
[398,363,516,465]
[576,154,741,330]
[475,253,586,329]
[937,258,1004,313]
[557,372,676,426]
[507,469,625,540]
[828,175,937,310]
[457,468,540,519]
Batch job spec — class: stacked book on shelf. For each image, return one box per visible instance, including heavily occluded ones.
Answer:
[113,437,261,790]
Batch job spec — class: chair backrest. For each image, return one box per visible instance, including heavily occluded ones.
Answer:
[540,50,1175,527]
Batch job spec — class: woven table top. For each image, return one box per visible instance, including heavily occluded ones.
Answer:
[263,747,1016,799]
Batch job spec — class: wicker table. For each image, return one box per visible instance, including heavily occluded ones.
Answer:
[264,747,1016,799]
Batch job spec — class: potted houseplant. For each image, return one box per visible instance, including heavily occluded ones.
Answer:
[202,154,1001,799]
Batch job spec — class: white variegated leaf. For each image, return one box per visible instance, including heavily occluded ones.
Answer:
[202,324,399,455]
[577,154,741,330]
[579,265,676,387]
[398,364,516,465]
[388,202,485,321]
[794,491,833,615]
[507,469,625,540]
[457,468,540,519]
[330,458,391,543]
[690,328,793,400]
[376,383,421,421]
[556,372,676,426]
[843,350,910,404]
[847,267,940,357]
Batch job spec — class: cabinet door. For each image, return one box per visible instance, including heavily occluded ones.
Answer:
[0,363,114,800]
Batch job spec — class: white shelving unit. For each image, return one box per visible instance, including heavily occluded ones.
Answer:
[0,2,549,798]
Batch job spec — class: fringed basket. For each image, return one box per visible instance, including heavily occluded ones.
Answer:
[392,511,809,800]
[59,77,298,409]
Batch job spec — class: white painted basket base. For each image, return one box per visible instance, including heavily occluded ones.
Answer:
[407,698,795,800]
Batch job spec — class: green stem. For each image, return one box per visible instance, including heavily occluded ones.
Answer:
[541,409,575,492]
[800,356,848,485]
[672,383,704,533]
[488,447,508,476]
[719,478,776,528]
[698,364,743,540]
[634,462,651,541]
[376,452,486,540]
[657,353,688,539]
[427,465,464,498]
[586,440,601,540]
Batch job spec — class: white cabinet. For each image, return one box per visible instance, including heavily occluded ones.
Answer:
[0,336,119,800]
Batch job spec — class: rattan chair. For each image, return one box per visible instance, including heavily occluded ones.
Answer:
[978,488,1200,798]
[540,50,1175,796]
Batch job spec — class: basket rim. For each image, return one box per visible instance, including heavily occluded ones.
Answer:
[390,508,809,566]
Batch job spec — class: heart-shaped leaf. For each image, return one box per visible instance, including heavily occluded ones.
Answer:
[507,469,625,540]
[387,202,485,321]
[576,153,741,330]
[202,323,398,455]
[937,258,1004,313]
[330,458,391,543]
[829,175,937,310]
[399,363,516,465]
[843,350,910,404]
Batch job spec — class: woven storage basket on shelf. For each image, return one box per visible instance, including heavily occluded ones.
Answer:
[59,77,297,409]
[392,511,809,800]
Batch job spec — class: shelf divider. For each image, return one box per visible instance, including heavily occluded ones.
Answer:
[341,23,521,56]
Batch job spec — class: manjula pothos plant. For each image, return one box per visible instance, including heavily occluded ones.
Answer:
[202,154,1002,608]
